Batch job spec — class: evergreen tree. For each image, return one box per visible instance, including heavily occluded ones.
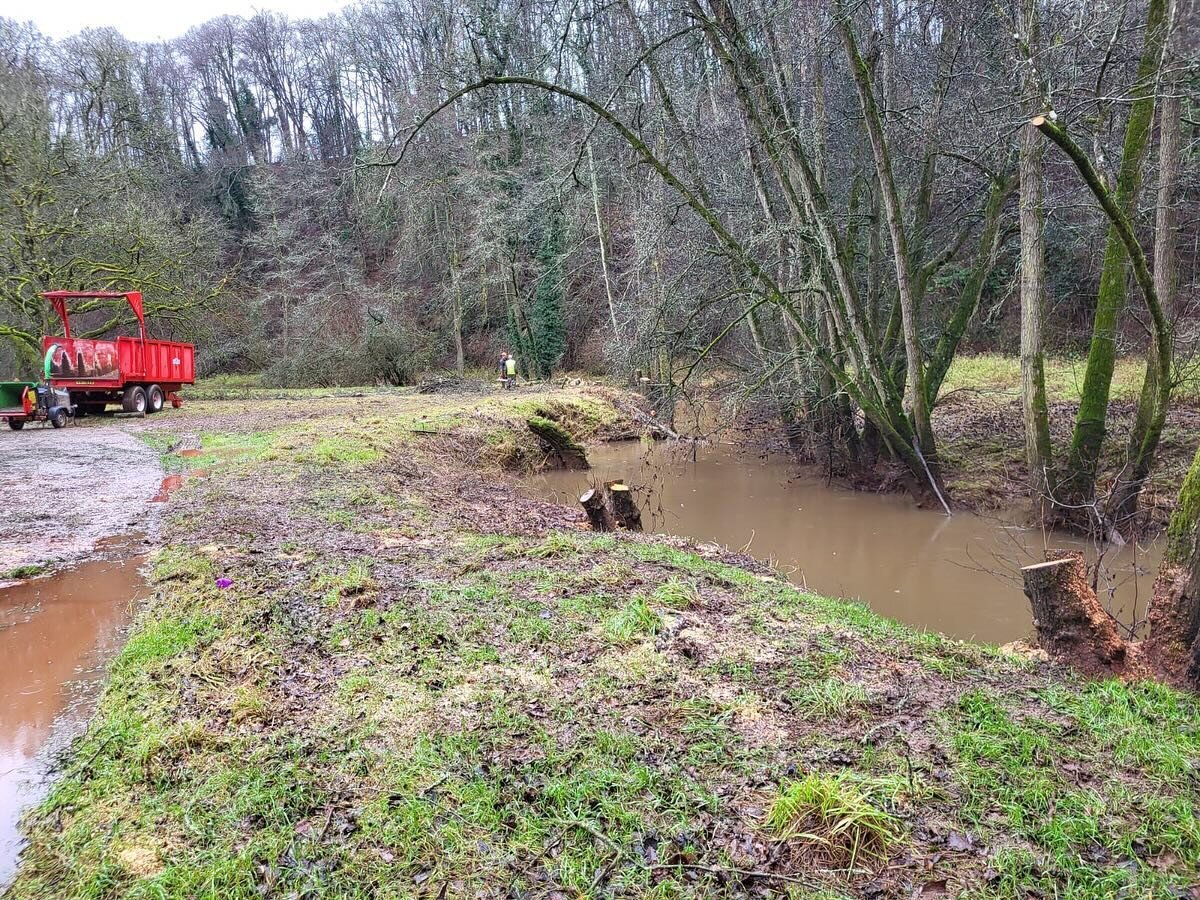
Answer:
[526,210,567,378]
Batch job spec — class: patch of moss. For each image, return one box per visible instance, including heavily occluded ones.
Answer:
[3,563,48,580]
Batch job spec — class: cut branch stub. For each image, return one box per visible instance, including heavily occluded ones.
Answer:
[1021,551,1128,675]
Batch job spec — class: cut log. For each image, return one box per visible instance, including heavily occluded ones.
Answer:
[580,488,616,532]
[527,416,589,470]
[613,398,679,440]
[606,481,643,531]
[1021,551,1128,675]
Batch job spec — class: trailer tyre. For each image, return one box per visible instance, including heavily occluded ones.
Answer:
[50,409,68,429]
[7,419,24,431]
[122,386,147,416]
[147,385,165,413]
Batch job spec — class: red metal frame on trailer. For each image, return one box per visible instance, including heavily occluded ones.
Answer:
[39,291,195,408]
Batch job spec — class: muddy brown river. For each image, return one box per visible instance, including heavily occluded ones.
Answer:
[0,538,146,884]
[525,441,1160,645]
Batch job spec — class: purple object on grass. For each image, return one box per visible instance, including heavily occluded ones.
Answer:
[216,577,233,589]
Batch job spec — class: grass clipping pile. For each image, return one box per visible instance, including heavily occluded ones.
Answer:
[8,386,1200,898]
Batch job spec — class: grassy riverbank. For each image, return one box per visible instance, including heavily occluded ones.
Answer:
[932,355,1200,512]
[7,385,1200,898]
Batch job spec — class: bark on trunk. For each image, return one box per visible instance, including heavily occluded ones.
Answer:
[835,10,938,475]
[1145,446,1200,685]
[606,481,643,531]
[1108,0,1183,530]
[587,140,619,337]
[1061,0,1170,505]
[1017,0,1054,514]
[580,488,616,532]
[1022,552,1128,674]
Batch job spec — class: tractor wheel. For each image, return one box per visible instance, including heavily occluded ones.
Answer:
[8,419,24,431]
[147,385,165,413]
[122,386,147,416]
[50,409,68,429]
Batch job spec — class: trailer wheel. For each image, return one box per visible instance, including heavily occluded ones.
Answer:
[50,408,68,429]
[122,386,147,416]
[7,419,24,431]
[147,385,165,413]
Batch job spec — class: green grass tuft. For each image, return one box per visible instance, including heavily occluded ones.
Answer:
[788,678,868,717]
[526,531,580,559]
[602,596,662,643]
[765,772,901,868]
[652,576,700,609]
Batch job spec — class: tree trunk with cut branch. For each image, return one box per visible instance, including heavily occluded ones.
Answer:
[1033,109,1174,536]
[1108,0,1184,531]
[1059,0,1170,508]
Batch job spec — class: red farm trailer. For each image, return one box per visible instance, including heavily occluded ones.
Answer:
[40,291,195,415]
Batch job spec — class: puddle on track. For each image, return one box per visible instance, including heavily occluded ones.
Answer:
[524,441,1161,645]
[0,537,147,886]
[150,474,185,502]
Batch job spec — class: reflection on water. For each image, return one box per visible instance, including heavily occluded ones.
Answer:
[0,540,144,885]
[523,441,1160,644]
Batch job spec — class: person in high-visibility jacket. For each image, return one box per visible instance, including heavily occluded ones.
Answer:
[503,354,518,389]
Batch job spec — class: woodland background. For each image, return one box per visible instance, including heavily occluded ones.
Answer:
[1,0,1198,521]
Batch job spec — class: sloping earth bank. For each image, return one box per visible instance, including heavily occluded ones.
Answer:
[6,386,1199,898]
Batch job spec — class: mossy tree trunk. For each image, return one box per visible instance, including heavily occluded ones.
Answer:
[1146,447,1200,686]
[1060,0,1170,509]
[1107,0,1184,531]
[1034,111,1174,539]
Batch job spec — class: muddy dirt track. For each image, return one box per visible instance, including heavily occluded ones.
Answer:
[0,424,162,575]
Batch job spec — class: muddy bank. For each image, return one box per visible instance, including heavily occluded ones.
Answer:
[0,428,163,578]
[935,394,1200,516]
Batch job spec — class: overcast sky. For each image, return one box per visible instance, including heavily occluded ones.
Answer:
[0,0,352,42]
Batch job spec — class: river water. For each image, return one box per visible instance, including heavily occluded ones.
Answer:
[524,441,1159,645]
[0,538,145,886]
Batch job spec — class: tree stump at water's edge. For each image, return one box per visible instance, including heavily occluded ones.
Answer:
[578,479,643,532]
[606,481,643,531]
[1021,552,1128,675]
[580,488,616,532]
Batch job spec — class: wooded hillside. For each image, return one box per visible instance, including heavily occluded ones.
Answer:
[1,0,1197,524]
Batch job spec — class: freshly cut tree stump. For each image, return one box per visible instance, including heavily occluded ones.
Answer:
[1021,552,1128,675]
[606,481,643,531]
[580,488,616,532]
[577,479,643,532]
